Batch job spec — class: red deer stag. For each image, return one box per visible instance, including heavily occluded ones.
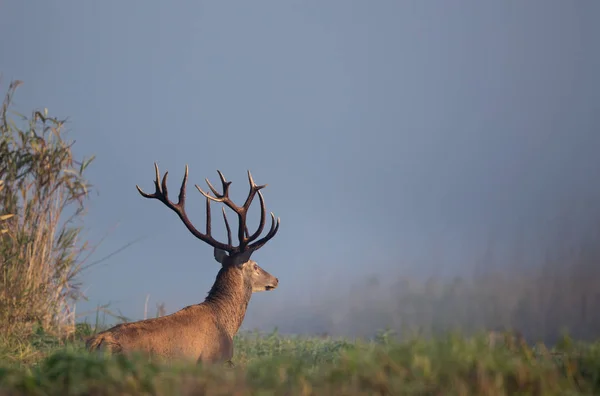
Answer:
[86,163,280,366]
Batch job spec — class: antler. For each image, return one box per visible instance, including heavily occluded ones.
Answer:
[136,163,280,255]
[196,170,280,252]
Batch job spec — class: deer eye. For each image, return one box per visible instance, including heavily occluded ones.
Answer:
[254,264,258,271]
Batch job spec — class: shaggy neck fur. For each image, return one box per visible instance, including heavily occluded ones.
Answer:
[203,266,253,338]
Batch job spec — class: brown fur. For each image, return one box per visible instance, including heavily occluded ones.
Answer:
[86,253,278,364]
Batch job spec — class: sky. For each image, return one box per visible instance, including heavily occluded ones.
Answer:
[1,1,599,331]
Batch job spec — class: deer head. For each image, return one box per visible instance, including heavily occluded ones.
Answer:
[136,163,280,293]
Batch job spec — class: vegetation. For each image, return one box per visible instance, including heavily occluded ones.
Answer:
[0,329,597,395]
[1,80,598,394]
[0,181,13,234]
[0,80,94,338]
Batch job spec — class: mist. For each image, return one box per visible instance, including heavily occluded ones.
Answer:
[1,1,598,345]
[243,204,600,344]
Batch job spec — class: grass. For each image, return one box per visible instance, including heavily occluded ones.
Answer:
[0,328,598,395]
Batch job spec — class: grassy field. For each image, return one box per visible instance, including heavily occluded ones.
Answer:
[0,326,597,395]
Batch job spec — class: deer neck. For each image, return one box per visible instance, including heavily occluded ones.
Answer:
[203,266,252,337]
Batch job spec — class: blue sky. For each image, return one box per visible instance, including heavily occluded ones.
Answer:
[1,1,599,330]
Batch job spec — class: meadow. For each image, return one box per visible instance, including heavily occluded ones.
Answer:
[0,326,598,395]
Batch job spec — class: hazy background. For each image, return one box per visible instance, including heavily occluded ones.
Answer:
[1,1,599,343]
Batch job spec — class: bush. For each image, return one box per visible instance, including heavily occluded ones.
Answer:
[0,333,599,395]
[0,80,94,338]
[0,181,13,234]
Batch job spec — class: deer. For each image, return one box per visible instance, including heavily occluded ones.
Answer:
[86,163,281,366]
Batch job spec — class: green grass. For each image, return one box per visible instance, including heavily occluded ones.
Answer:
[0,328,598,395]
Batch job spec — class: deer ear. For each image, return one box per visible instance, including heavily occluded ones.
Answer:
[214,248,228,264]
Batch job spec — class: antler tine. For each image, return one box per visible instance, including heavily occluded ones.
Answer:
[177,165,189,206]
[135,162,162,198]
[154,162,162,194]
[201,179,222,201]
[242,170,267,211]
[245,190,268,243]
[161,170,170,201]
[205,170,230,199]
[217,171,230,196]
[196,170,234,204]
[136,184,154,198]
[248,212,280,252]
[205,196,212,238]
[137,163,235,253]
[222,207,233,246]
